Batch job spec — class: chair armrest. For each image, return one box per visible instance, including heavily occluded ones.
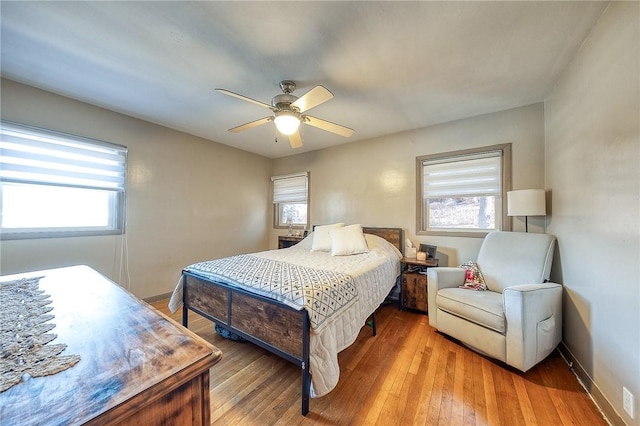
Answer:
[427,267,466,290]
[427,267,466,327]
[504,282,563,371]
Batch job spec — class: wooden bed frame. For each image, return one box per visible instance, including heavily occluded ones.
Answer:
[180,226,403,415]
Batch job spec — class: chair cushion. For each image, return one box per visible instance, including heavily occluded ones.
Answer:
[436,288,505,333]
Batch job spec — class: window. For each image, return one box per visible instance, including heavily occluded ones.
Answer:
[0,121,127,239]
[272,172,309,228]
[417,144,511,237]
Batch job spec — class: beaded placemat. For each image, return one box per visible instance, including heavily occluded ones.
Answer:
[0,276,81,393]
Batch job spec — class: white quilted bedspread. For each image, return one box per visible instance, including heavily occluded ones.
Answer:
[169,233,401,397]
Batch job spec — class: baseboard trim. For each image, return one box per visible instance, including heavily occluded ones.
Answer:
[143,291,173,304]
[557,342,620,426]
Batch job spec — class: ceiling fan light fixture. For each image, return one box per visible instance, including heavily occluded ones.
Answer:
[274,111,300,135]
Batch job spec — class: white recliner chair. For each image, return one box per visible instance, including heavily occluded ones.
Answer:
[427,231,562,372]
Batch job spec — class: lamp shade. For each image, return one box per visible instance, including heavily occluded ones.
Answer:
[507,189,546,216]
[274,111,300,135]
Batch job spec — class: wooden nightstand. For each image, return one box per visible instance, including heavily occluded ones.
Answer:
[400,257,439,313]
[278,235,304,249]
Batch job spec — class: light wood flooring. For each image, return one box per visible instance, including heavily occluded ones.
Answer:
[152,299,608,425]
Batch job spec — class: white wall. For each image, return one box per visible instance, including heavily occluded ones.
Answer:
[545,3,640,425]
[272,103,546,265]
[0,79,273,299]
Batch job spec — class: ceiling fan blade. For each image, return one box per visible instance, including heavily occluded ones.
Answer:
[215,88,272,109]
[229,116,272,133]
[288,129,303,149]
[291,85,333,113]
[304,115,354,138]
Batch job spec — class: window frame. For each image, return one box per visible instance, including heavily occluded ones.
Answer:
[0,121,127,240]
[272,172,309,230]
[416,143,512,237]
[275,202,309,228]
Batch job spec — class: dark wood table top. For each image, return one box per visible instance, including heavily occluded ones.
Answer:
[0,265,222,425]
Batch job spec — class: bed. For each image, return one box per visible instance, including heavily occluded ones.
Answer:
[168,225,403,415]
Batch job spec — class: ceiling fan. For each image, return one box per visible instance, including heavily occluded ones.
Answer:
[215,80,354,149]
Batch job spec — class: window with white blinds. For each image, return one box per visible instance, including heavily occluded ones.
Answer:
[272,172,309,228]
[417,144,511,236]
[422,153,501,197]
[272,173,308,203]
[0,121,127,239]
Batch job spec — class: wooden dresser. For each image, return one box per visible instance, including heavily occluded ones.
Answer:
[0,265,222,425]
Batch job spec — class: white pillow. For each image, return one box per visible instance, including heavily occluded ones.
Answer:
[330,224,369,256]
[311,223,344,251]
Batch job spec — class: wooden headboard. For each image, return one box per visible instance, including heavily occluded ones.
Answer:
[363,227,404,255]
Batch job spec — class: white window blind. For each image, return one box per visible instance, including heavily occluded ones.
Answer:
[0,121,126,191]
[0,121,127,239]
[272,172,308,204]
[422,152,501,198]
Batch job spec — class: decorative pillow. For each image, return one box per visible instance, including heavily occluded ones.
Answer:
[458,261,487,291]
[330,224,369,256]
[311,223,344,252]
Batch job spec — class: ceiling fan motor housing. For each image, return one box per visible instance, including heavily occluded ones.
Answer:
[272,93,299,111]
[273,80,299,111]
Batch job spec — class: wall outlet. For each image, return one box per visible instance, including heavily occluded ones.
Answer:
[623,386,635,418]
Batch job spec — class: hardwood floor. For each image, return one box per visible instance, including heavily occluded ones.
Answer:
[152,299,608,425]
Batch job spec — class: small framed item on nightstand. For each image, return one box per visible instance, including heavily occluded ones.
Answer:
[419,244,437,260]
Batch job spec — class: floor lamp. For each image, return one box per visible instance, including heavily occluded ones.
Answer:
[507,189,546,232]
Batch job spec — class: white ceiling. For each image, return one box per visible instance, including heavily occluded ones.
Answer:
[0,1,607,159]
